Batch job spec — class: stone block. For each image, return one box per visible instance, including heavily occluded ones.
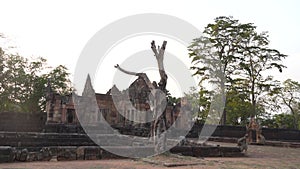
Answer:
[15,148,28,162]
[56,146,77,161]
[76,146,85,160]
[0,146,15,162]
[84,147,102,160]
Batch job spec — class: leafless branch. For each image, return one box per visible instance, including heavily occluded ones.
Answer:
[114,64,138,76]
[114,64,155,90]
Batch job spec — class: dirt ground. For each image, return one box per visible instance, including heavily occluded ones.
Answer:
[1,142,300,169]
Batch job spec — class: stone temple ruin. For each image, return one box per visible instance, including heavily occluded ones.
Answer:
[45,74,190,132]
[1,40,280,162]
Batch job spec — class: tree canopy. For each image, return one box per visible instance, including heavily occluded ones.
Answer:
[0,36,72,113]
[188,16,291,128]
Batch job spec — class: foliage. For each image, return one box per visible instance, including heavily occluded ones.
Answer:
[0,43,72,113]
[188,16,287,125]
[268,79,300,129]
[236,27,287,117]
[261,113,297,129]
[167,95,180,106]
[225,89,252,125]
[188,16,257,124]
[189,16,241,83]
[184,86,211,123]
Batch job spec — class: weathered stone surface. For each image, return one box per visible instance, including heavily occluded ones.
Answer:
[15,148,28,162]
[76,146,85,160]
[170,145,243,157]
[0,132,95,147]
[0,146,15,162]
[83,147,102,160]
[56,146,77,161]
[76,146,102,160]
[170,146,193,156]
[0,112,46,132]
[38,147,52,161]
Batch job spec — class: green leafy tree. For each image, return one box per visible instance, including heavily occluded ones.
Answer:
[273,113,295,129]
[0,47,9,111]
[46,65,72,95]
[0,53,29,111]
[189,16,287,124]
[270,79,300,129]
[259,113,292,129]
[189,16,244,124]
[237,29,287,117]
[34,65,72,112]
[167,95,180,106]
[225,89,252,125]
[0,37,72,112]
[184,86,211,123]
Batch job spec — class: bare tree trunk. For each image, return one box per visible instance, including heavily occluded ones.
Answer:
[115,41,168,153]
[150,41,168,152]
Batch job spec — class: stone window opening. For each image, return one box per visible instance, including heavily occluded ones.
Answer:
[67,109,74,124]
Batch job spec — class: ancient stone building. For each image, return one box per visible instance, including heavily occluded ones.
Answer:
[45,75,190,129]
[46,76,121,126]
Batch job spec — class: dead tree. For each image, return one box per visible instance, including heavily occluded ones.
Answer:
[114,64,156,90]
[115,40,168,152]
[150,40,168,152]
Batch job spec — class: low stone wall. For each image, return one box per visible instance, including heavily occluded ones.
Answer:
[0,132,95,147]
[114,124,300,142]
[0,112,46,132]
[261,127,300,141]
[0,146,122,163]
[186,124,246,138]
[0,111,299,142]
[1,131,299,163]
[170,145,243,157]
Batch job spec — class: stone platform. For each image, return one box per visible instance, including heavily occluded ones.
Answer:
[0,132,245,162]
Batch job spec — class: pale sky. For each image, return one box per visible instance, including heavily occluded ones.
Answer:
[1,0,300,96]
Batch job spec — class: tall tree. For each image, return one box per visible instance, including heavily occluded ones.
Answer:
[270,79,300,129]
[189,16,287,124]
[237,30,287,117]
[0,53,30,112]
[189,16,255,124]
[0,39,72,112]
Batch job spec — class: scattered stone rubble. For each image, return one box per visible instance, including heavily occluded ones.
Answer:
[0,146,113,162]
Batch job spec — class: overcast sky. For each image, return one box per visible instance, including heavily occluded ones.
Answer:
[1,0,299,96]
